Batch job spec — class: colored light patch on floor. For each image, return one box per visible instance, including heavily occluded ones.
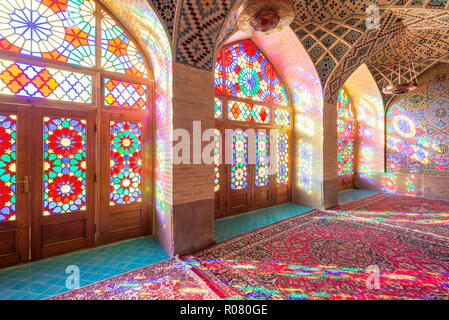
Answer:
[49,258,218,300]
[334,192,449,240]
[188,209,449,300]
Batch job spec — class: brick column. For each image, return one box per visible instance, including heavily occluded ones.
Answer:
[322,101,338,209]
[171,62,216,255]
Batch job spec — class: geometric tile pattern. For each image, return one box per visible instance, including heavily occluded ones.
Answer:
[173,0,449,104]
[175,0,236,70]
[386,63,449,176]
[151,0,178,35]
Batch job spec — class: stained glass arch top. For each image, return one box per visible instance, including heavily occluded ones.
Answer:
[0,0,149,78]
[215,40,289,106]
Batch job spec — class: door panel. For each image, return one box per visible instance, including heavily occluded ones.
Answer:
[99,112,150,244]
[214,128,226,219]
[31,108,95,259]
[275,132,291,204]
[253,130,273,209]
[0,106,30,267]
[227,129,250,215]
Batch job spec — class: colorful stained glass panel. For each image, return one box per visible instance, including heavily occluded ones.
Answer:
[228,101,270,124]
[275,109,290,126]
[0,0,96,67]
[214,129,220,192]
[110,121,143,206]
[270,69,289,106]
[231,130,248,190]
[0,58,92,103]
[215,98,222,119]
[0,114,16,222]
[277,133,289,184]
[104,78,147,110]
[43,117,87,216]
[338,138,355,176]
[255,131,269,187]
[222,41,271,102]
[337,88,356,178]
[101,11,148,79]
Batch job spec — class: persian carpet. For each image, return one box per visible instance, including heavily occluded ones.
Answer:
[332,193,449,240]
[184,209,449,300]
[49,196,449,300]
[49,258,219,300]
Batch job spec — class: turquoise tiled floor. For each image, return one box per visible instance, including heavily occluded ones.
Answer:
[0,189,377,300]
[0,236,169,300]
[215,203,314,243]
[338,189,379,205]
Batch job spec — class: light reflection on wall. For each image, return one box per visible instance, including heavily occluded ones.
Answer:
[386,64,449,177]
[356,95,384,186]
[297,141,313,194]
[290,68,323,205]
[247,28,324,207]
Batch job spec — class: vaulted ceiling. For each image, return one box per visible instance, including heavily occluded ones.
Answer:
[147,0,449,104]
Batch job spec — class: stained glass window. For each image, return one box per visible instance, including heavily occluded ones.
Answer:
[277,133,289,184]
[215,40,291,198]
[101,11,148,79]
[110,121,142,206]
[0,58,92,103]
[0,0,96,67]
[215,41,289,106]
[231,130,248,190]
[338,138,355,176]
[0,114,16,222]
[337,88,356,177]
[214,129,220,192]
[43,117,87,216]
[275,109,290,126]
[228,101,270,124]
[255,131,269,187]
[214,98,222,119]
[104,78,147,110]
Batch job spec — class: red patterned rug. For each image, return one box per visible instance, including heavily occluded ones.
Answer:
[49,258,219,300]
[49,197,449,300]
[185,210,449,300]
[332,193,449,240]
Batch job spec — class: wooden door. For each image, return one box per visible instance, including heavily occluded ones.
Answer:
[31,108,96,259]
[0,104,30,267]
[99,112,151,244]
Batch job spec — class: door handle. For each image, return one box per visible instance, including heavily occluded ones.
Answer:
[17,176,31,193]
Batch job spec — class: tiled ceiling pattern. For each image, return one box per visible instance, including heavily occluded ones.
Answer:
[171,0,449,103]
[291,0,449,103]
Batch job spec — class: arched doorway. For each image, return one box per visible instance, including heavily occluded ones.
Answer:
[0,0,153,267]
[337,87,357,191]
[214,39,292,218]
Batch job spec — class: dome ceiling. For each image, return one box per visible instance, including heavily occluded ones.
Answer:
[148,0,449,103]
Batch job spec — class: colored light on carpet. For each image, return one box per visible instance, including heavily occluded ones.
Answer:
[334,193,449,239]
